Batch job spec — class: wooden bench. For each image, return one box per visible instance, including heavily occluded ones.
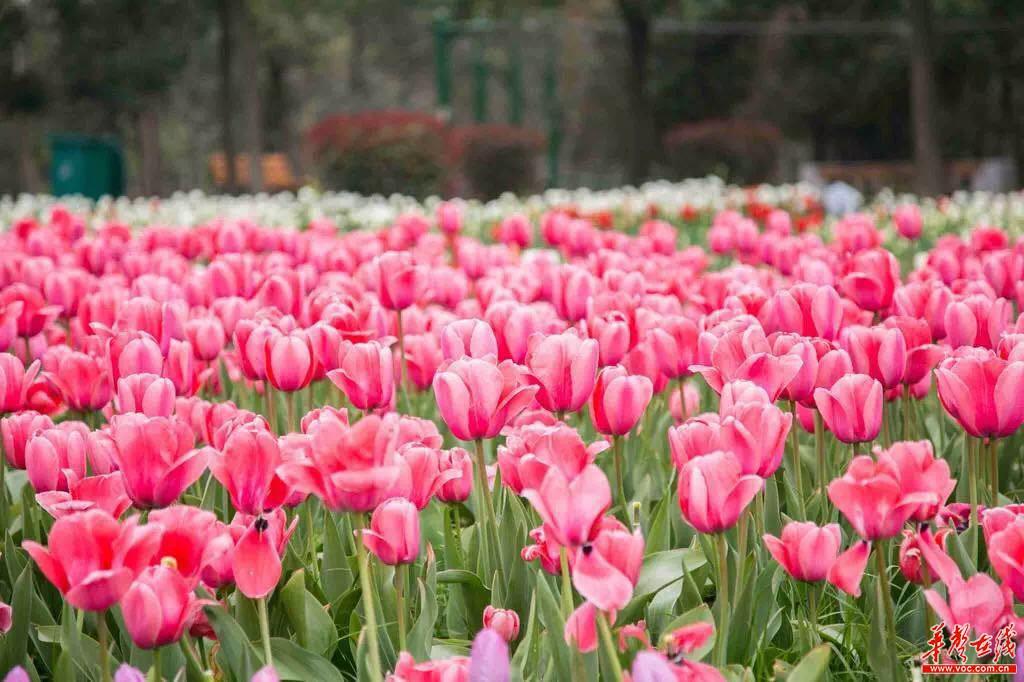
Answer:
[209,153,299,191]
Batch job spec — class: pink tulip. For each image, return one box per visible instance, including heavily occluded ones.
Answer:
[498,423,606,494]
[436,447,473,504]
[719,400,792,477]
[432,357,538,441]
[495,213,532,248]
[0,284,60,337]
[209,421,282,515]
[842,325,907,390]
[589,365,653,436]
[108,414,208,509]
[936,350,1024,438]
[121,564,207,649]
[148,505,221,585]
[899,528,950,585]
[402,333,444,391]
[571,522,644,611]
[649,316,699,379]
[564,602,601,653]
[762,522,841,582]
[23,509,162,611]
[667,415,722,469]
[35,473,131,519]
[368,251,425,311]
[48,350,111,411]
[813,374,883,444]
[1,410,53,468]
[486,301,546,364]
[440,318,498,361]
[875,440,955,522]
[987,517,1024,602]
[840,248,900,312]
[277,412,404,512]
[25,426,88,492]
[328,340,395,411]
[677,451,762,534]
[185,316,226,362]
[116,373,175,417]
[361,497,420,565]
[691,326,804,401]
[393,443,462,509]
[391,652,470,682]
[232,516,287,599]
[523,464,611,547]
[826,540,872,597]
[0,353,40,413]
[828,455,935,541]
[233,320,276,381]
[893,204,922,239]
[263,330,316,392]
[107,332,164,385]
[483,605,521,642]
[526,331,599,414]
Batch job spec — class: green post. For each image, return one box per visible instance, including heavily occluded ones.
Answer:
[432,13,453,115]
[544,40,562,188]
[507,27,524,125]
[471,31,489,123]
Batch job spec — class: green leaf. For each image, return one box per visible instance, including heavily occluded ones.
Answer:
[280,569,337,657]
[322,512,353,606]
[203,602,262,682]
[270,637,346,682]
[437,569,491,625]
[408,546,439,661]
[618,547,707,625]
[510,592,539,676]
[534,573,572,680]
[785,645,831,682]
[0,562,33,674]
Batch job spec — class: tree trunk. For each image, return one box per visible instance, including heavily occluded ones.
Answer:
[137,108,162,196]
[218,0,237,193]
[618,1,653,185]
[239,2,263,192]
[908,0,942,196]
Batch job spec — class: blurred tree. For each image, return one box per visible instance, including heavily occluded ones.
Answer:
[0,4,47,191]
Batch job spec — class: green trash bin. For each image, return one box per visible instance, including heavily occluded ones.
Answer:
[50,134,124,199]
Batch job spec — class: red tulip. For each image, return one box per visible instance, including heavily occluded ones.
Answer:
[813,374,883,444]
[121,564,207,649]
[23,509,162,611]
[678,451,762,534]
[328,340,395,411]
[526,331,599,414]
[899,528,950,585]
[432,357,538,441]
[360,497,420,565]
[108,414,208,509]
[589,365,653,436]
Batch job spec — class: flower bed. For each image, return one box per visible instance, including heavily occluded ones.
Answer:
[0,179,1023,680]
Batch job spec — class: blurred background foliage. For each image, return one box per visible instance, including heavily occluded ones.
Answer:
[0,0,1022,198]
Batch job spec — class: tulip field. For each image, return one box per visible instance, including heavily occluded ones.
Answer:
[3,180,1024,681]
